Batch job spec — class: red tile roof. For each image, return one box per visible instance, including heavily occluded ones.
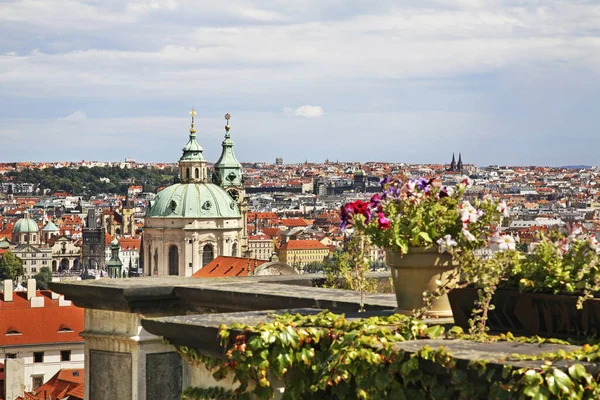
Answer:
[29,368,84,400]
[279,240,329,251]
[280,218,311,227]
[0,291,84,347]
[192,256,266,278]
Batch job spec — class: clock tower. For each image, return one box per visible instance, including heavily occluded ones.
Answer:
[213,114,248,253]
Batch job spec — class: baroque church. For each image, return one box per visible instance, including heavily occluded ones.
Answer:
[142,110,248,277]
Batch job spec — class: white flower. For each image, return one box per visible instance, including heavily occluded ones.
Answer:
[462,227,477,242]
[405,180,416,192]
[496,201,510,217]
[460,202,483,223]
[483,194,493,202]
[437,234,457,253]
[459,176,473,188]
[589,235,599,249]
[498,235,516,251]
[561,222,582,239]
[489,230,503,245]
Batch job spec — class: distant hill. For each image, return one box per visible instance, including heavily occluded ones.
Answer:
[559,165,592,170]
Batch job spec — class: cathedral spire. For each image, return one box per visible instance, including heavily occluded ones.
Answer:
[213,113,243,189]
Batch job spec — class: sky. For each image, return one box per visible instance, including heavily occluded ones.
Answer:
[1,0,599,166]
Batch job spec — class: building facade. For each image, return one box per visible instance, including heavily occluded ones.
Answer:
[143,111,248,277]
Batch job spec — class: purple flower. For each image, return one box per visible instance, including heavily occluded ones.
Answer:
[416,177,429,191]
[380,176,391,187]
[369,193,382,208]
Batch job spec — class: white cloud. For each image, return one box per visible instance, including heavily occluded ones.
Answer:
[290,105,324,118]
[57,111,87,122]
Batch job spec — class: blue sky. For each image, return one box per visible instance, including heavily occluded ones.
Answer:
[1,0,599,166]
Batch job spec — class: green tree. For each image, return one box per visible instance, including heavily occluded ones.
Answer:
[303,261,324,274]
[34,266,53,290]
[323,234,377,310]
[0,251,24,282]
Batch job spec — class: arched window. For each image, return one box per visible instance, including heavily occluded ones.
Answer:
[202,244,214,267]
[168,245,179,276]
[231,243,238,257]
[195,168,199,179]
[153,249,158,275]
[148,247,152,276]
[186,168,190,179]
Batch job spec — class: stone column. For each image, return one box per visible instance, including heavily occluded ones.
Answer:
[82,309,187,400]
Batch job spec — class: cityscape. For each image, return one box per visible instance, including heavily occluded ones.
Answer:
[3,0,600,399]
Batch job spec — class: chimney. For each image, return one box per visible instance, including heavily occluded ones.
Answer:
[2,279,13,302]
[27,278,36,300]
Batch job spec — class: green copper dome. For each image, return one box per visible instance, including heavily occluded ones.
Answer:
[41,220,59,231]
[13,216,39,234]
[146,183,240,218]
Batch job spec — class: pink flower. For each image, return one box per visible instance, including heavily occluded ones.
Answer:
[377,212,391,230]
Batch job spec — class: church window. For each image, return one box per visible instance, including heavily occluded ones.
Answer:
[148,247,152,276]
[153,249,158,274]
[186,168,190,179]
[195,168,199,179]
[202,244,214,267]
[232,243,238,257]
[168,245,179,276]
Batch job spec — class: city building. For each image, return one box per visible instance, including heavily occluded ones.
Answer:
[81,209,105,271]
[278,239,330,268]
[0,280,84,397]
[142,111,248,277]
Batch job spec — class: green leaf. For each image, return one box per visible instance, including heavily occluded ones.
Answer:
[418,231,432,243]
[424,325,445,339]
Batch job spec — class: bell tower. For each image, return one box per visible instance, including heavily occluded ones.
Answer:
[213,114,247,253]
[178,108,208,183]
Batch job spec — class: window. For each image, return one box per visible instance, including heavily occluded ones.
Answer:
[33,352,44,363]
[32,375,44,389]
[202,244,214,267]
[61,350,71,361]
[31,267,37,273]
[6,353,17,359]
[31,260,36,265]
[42,260,47,265]
[42,253,47,258]
[168,245,179,276]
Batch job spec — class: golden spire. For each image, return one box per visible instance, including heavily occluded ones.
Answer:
[224,113,231,132]
[189,108,197,134]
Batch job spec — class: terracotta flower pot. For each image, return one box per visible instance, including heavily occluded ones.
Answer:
[386,247,458,318]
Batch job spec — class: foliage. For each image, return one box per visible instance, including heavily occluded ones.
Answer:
[322,234,377,299]
[178,311,600,399]
[341,176,505,254]
[302,261,324,274]
[443,228,600,337]
[6,165,176,196]
[0,251,24,282]
[34,266,53,290]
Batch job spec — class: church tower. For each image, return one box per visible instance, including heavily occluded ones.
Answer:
[450,153,457,171]
[457,153,464,173]
[213,114,248,255]
[179,108,208,183]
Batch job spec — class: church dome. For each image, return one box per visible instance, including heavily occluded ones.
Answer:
[13,216,39,234]
[41,220,59,232]
[146,183,239,219]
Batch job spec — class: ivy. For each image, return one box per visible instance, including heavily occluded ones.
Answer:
[175,311,600,399]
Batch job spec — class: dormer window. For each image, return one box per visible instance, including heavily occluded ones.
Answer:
[5,327,22,336]
[58,325,74,333]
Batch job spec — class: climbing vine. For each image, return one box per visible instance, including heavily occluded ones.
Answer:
[176,311,600,400]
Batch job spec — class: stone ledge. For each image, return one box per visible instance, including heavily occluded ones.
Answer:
[141,310,600,377]
[49,276,397,316]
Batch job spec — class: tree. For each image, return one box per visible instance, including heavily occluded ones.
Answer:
[303,261,324,274]
[0,251,24,282]
[34,266,53,290]
[323,234,377,311]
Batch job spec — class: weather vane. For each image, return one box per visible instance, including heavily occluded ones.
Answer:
[225,113,231,132]
[189,108,197,133]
